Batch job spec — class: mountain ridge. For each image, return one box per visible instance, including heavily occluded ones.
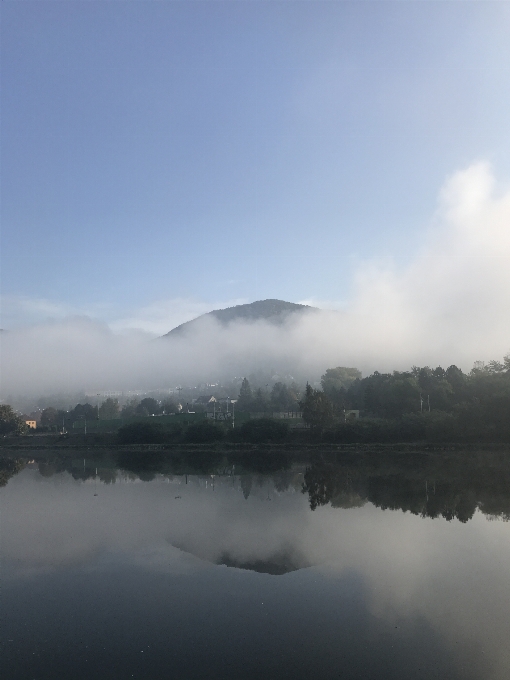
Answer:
[161,299,315,338]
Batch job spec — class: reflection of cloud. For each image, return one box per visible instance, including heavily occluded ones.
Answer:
[2,161,510,396]
[2,469,510,677]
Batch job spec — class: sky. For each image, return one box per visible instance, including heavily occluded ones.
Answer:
[2,1,510,395]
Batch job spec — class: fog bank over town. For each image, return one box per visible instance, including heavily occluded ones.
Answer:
[2,163,510,399]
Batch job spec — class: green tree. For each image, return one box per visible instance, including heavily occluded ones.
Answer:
[161,399,178,414]
[300,384,333,431]
[487,360,505,374]
[72,403,97,421]
[0,405,27,436]
[120,398,139,418]
[321,367,361,393]
[322,367,361,409]
[98,398,120,420]
[136,397,161,416]
[40,407,59,428]
[237,377,254,411]
[270,382,299,412]
[252,387,269,413]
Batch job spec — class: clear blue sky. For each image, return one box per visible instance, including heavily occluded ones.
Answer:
[2,1,510,332]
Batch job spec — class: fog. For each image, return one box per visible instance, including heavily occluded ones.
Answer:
[2,161,510,398]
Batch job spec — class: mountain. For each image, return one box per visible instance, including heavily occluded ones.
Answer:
[161,299,315,338]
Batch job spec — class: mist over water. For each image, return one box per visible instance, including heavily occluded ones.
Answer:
[2,162,510,397]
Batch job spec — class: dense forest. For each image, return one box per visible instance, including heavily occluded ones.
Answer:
[303,358,510,442]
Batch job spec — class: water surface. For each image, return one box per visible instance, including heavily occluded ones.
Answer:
[1,450,510,679]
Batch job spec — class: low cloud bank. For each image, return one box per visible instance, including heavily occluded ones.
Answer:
[2,161,510,397]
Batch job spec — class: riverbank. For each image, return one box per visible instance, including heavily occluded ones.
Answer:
[2,438,510,458]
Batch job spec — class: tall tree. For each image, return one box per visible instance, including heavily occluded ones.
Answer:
[300,384,333,431]
[237,378,254,411]
[270,382,299,411]
[252,387,269,413]
[138,397,160,416]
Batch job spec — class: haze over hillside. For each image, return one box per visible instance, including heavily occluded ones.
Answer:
[162,299,315,338]
[3,162,510,399]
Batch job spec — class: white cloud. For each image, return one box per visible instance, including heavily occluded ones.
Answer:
[109,297,248,336]
[0,294,111,329]
[1,161,510,396]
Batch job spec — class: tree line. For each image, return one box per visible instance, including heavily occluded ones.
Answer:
[300,357,510,442]
[2,354,510,443]
[37,396,180,431]
[236,378,301,412]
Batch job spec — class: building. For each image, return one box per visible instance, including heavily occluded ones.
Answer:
[193,395,217,409]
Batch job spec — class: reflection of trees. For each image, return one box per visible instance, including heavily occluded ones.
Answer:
[0,458,26,487]
[98,468,117,484]
[240,475,253,499]
[116,450,166,480]
[302,452,510,522]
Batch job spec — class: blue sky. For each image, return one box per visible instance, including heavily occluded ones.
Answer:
[2,1,510,334]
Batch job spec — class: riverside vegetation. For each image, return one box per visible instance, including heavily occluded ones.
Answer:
[3,356,510,445]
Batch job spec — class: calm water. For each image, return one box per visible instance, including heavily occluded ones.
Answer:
[1,450,510,680]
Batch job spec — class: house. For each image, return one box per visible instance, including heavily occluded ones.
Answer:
[193,395,217,406]
[25,419,37,429]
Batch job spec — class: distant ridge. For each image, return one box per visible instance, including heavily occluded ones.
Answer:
[162,299,315,338]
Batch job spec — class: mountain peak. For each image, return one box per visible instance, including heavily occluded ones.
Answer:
[162,299,315,338]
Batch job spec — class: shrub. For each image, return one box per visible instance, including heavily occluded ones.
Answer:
[238,418,289,443]
[117,421,165,444]
[184,420,225,443]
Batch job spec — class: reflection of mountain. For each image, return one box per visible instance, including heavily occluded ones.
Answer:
[173,542,311,576]
[217,550,311,576]
[162,299,314,338]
